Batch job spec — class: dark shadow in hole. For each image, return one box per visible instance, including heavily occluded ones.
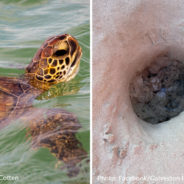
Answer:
[130,55,184,124]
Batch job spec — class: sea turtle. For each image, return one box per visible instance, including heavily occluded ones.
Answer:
[0,34,87,176]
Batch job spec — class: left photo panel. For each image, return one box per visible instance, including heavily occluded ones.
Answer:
[0,0,90,183]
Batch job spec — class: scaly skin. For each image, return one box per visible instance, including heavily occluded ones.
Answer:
[26,34,82,89]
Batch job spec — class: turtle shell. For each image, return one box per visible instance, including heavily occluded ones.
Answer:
[0,76,39,125]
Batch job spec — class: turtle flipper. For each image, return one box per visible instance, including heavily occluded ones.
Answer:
[27,108,87,177]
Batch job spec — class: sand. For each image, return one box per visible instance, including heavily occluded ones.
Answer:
[93,0,184,183]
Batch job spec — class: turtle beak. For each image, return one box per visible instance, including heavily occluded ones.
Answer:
[65,48,82,81]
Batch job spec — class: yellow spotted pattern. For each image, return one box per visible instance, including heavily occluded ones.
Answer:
[27,34,82,85]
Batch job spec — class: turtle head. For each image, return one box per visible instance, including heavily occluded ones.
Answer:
[26,34,82,86]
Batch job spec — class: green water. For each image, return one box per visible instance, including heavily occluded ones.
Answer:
[0,0,89,183]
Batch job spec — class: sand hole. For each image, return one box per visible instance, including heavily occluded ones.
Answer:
[130,56,184,124]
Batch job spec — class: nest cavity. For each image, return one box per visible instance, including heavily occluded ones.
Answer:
[130,56,184,124]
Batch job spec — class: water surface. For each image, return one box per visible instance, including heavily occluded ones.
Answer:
[0,0,89,183]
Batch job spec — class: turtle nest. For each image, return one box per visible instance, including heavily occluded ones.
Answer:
[130,56,184,124]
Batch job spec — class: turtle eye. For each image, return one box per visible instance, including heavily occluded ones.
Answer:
[53,49,67,57]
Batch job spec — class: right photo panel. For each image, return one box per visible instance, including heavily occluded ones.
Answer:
[93,0,184,183]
